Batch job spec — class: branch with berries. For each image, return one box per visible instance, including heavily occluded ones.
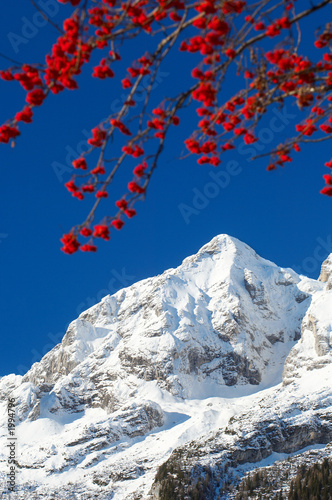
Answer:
[0,0,331,254]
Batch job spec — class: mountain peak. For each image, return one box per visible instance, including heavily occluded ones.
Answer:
[19,233,312,404]
[0,235,331,500]
[183,234,254,262]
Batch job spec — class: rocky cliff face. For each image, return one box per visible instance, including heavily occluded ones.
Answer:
[0,236,331,500]
[319,253,332,290]
[282,268,332,385]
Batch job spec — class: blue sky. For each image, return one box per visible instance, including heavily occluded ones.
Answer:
[0,1,331,376]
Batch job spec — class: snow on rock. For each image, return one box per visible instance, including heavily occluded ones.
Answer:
[282,280,332,385]
[21,235,315,411]
[0,234,331,499]
[319,252,332,290]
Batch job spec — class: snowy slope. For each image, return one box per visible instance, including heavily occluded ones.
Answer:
[0,234,331,499]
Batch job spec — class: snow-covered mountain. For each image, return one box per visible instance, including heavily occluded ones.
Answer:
[0,235,331,499]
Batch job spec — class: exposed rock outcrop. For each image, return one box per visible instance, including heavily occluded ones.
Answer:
[318,253,332,290]
[0,235,330,500]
